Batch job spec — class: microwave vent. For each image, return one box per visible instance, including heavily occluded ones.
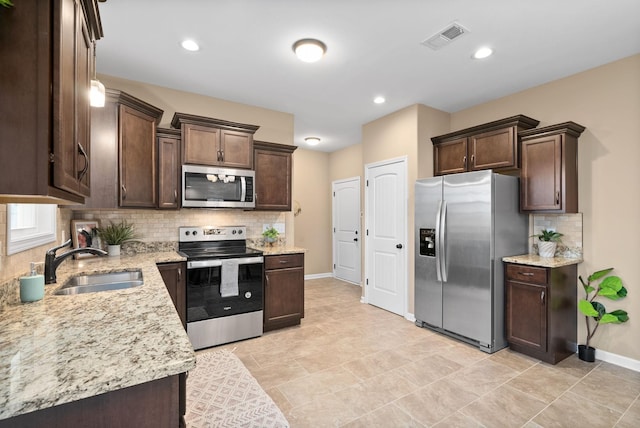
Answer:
[421,22,469,50]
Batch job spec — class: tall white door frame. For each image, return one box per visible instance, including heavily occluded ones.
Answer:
[332,177,362,285]
[364,156,408,317]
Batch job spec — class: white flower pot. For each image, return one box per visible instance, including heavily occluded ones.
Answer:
[538,241,557,258]
[107,244,121,256]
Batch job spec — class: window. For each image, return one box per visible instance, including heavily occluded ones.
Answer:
[6,204,57,255]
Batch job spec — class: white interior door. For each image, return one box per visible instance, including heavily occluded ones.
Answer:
[332,177,361,284]
[365,157,407,316]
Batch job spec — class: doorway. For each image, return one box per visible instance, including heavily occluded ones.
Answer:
[364,157,407,316]
[332,177,361,285]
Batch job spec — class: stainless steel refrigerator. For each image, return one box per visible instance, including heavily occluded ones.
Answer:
[415,170,528,353]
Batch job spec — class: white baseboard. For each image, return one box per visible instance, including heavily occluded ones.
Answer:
[405,312,416,322]
[304,272,332,280]
[360,295,367,304]
[595,348,640,372]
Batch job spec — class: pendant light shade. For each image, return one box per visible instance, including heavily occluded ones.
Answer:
[293,39,327,63]
[90,41,105,107]
[90,79,106,107]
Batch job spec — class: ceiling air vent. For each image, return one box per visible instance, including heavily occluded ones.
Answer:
[421,22,469,50]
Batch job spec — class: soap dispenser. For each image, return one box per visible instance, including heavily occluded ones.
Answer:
[20,262,45,303]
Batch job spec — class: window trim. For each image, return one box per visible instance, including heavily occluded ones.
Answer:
[6,204,57,255]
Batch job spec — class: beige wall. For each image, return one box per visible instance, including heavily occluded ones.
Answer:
[450,54,640,360]
[329,144,363,182]
[99,74,293,144]
[292,149,332,275]
[360,104,449,312]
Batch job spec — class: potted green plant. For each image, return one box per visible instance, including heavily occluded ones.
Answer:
[262,226,279,245]
[532,229,563,257]
[97,220,138,256]
[578,267,629,362]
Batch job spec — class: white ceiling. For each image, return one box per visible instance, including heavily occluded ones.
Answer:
[96,0,640,153]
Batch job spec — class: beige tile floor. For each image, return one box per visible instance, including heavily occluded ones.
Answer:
[216,277,640,427]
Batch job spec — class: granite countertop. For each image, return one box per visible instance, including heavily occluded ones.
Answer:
[503,254,583,268]
[251,245,307,256]
[0,252,195,421]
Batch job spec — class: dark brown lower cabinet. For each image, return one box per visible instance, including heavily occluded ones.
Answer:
[264,253,305,332]
[505,262,577,364]
[157,262,187,427]
[0,375,179,428]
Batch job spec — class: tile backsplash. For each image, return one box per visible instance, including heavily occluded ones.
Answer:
[530,213,583,258]
[72,209,289,244]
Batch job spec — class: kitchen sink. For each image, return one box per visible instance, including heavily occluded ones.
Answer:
[55,269,143,295]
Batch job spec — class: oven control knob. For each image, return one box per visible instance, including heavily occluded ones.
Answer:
[193,230,198,235]
[238,229,243,235]
[232,230,237,235]
[185,231,190,236]
[245,292,252,299]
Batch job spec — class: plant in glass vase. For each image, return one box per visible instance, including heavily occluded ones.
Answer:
[577,267,629,362]
[262,226,279,245]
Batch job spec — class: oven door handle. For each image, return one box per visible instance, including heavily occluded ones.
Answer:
[187,256,264,269]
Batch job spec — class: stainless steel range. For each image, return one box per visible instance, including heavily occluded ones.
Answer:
[178,226,264,350]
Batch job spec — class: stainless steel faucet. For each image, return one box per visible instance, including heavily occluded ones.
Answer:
[44,239,108,284]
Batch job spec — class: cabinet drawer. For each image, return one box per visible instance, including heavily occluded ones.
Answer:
[265,254,304,270]
[506,264,548,284]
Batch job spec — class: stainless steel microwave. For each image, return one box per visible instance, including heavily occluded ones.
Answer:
[182,165,255,208]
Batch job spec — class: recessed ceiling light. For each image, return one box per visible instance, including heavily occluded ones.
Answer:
[472,47,493,59]
[304,137,321,146]
[181,39,200,52]
[373,96,386,104]
[292,39,327,63]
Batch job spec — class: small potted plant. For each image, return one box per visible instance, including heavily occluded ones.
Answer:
[578,267,629,362]
[97,220,138,256]
[262,226,279,245]
[532,229,563,257]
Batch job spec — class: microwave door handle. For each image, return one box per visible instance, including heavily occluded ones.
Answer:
[240,176,246,202]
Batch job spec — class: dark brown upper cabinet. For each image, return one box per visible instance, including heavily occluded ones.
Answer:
[157,128,182,210]
[519,122,585,213]
[83,90,163,209]
[171,113,259,170]
[254,141,297,211]
[431,115,540,176]
[0,0,103,204]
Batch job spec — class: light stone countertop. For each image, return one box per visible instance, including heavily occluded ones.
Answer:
[0,252,195,421]
[250,245,307,256]
[503,254,583,268]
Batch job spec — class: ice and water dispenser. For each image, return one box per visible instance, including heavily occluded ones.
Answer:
[419,228,436,257]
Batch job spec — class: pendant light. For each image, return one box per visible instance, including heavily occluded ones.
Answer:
[90,41,105,107]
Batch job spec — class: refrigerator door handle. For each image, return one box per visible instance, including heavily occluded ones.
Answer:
[435,200,443,282]
[441,200,448,282]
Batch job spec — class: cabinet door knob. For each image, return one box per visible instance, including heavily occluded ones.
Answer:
[463,155,467,168]
[541,290,545,303]
[520,272,534,276]
[174,189,178,203]
[555,191,560,205]
[121,185,127,199]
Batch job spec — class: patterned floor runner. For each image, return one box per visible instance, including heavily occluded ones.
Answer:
[186,349,289,428]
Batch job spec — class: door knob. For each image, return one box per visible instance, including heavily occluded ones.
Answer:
[354,238,358,242]
[396,244,403,249]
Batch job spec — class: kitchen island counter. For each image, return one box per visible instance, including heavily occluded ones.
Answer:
[0,251,195,421]
[502,254,582,268]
